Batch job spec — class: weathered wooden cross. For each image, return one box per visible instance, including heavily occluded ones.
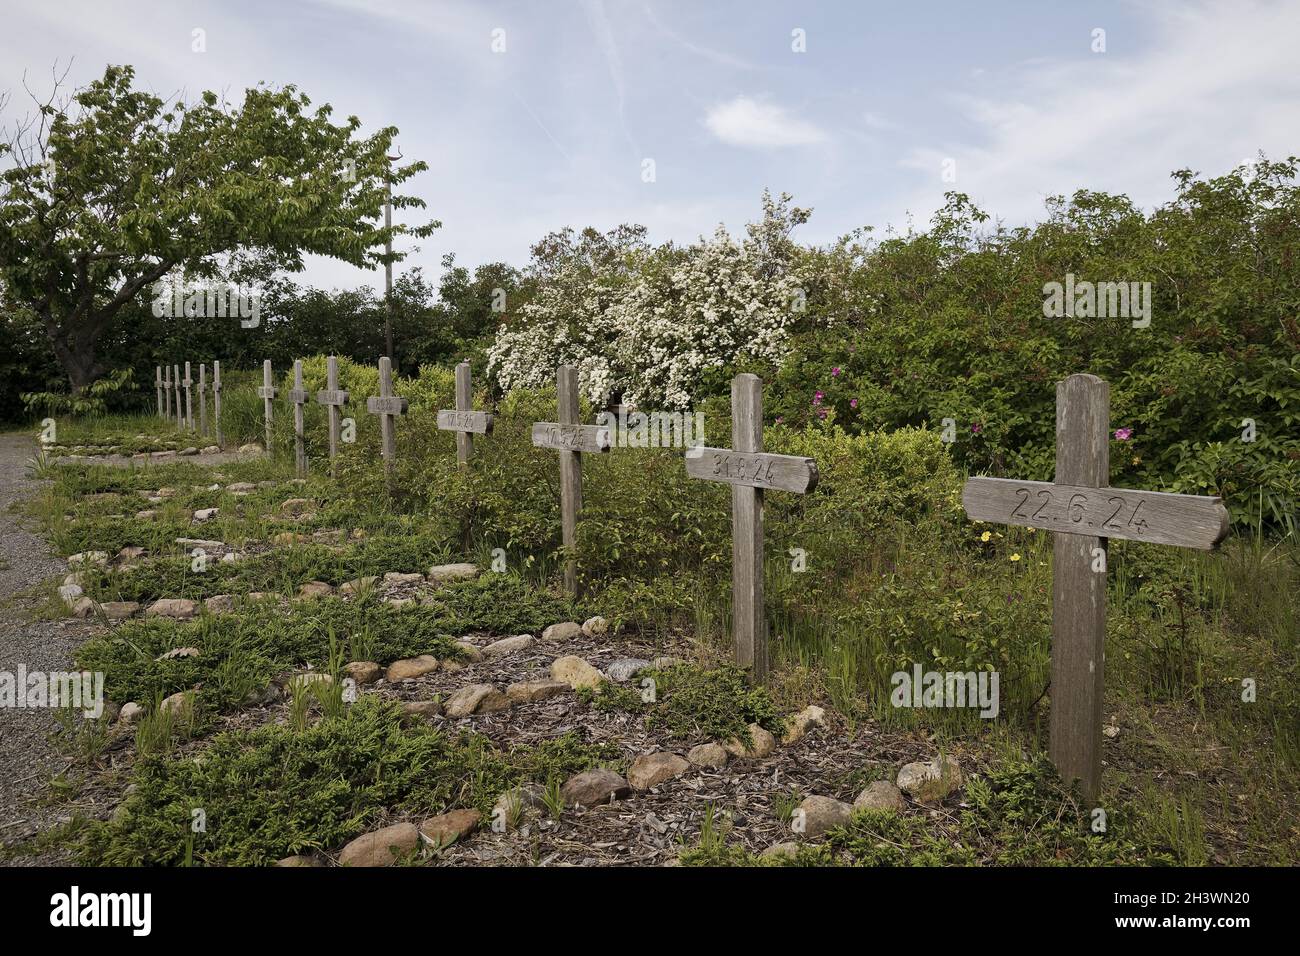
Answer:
[315,355,349,472]
[531,365,611,594]
[163,365,172,420]
[256,360,277,454]
[287,359,309,476]
[197,364,208,437]
[437,361,493,467]
[684,373,820,682]
[183,362,194,431]
[961,373,1229,802]
[172,364,183,428]
[155,366,164,418]
[212,361,224,448]
[366,356,407,477]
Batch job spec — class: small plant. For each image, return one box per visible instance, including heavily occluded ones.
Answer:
[541,776,566,821]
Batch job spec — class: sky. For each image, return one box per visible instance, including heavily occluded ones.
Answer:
[2,0,1298,292]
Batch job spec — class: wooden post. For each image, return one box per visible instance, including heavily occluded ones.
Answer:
[163,365,171,420]
[683,373,820,682]
[961,373,1231,801]
[212,361,223,449]
[289,359,308,476]
[256,360,278,454]
[198,364,208,437]
[365,356,407,479]
[183,361,194,431]
[437,361,493,468]
[315,355,349,473]
[530,366,611,594]
[173,365,183,428]
[155,366,163,418]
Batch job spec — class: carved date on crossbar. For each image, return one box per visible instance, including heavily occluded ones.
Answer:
[437,362,493,467]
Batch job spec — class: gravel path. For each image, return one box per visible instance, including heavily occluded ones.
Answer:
[0,432,99,864]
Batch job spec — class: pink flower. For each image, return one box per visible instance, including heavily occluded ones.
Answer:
[812,390,823,406]
[850,398,859,409]
[1114,427,1132,441]
[817,408,827,419]
[971,422,983,434]
[832,367,841,377]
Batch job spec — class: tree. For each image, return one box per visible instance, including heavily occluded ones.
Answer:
[0,64,437,393]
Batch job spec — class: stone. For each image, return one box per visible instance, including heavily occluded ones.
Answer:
[482,634,533,658]
[604,658,649,682]
[339,576,378,596]
[383,596,414,607]
[854,781,906,813]
[385,655,440,682]
[782,705,826,745]
[175,537,224,550]
[159,691,193,717]
[227,482,257,494]
[560,769,630,808]
[724,724,777,759]
[204,594,235,614]
[275,855,323,867]
[383,571,426,586]
[550,655,604,690]
[797,795,853,837]
[297,581,334,600]
[116,546,147,565]
[67,551,108,567]
[146,598,198,620]
[201,445,220,455]
[581,616,609,637]
[69,597,97,618]
[687,742,729,769]
[419,809,480,848]
[192,508,219,522]
[178,447,199,456]
[454,641,484,662]
[237,443,263,454]
[443,683,510,717]
[761,842,802,861]
[119,702,144,724]
[219,552,244,565]
[541,621,582,642]
[344,661,382,685]
[426,562,478,584]
[134,510,156,520]
[58,583,84,605]
[493,784,545,829]
[401,699,443,719]
[628,752,690,791]
[651,656,684,670]
[338,822,420,867]
[505,680,568,704]
[896,755,964,804]
[156,646,200,661]
[288,672,332,691]
[271,532,304,547]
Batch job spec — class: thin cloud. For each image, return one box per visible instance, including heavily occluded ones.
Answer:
[704,95,827,148]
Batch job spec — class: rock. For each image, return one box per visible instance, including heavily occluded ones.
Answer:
[505,680,568,704]
[687,742,729,769]
[338,822,420,867]
[443,683,510,717]
[482,634,533,658]
[155,488,178,499]
[426,562,478,584]
[116,546,147,565]
[178,447,199,456]
[761,842,802,861]
[297,581,334,600]
[1103,724,1120,739]
[383,596,414,607]
[192,508,219,522]
[344,661,383,685]
[560,769,630,808]
[896,755,964,804]
[220,551,245,564]
[156,646,200,661]
[782,705,826,745]
[227,482,257,494]
[854,781,906,813]
[493,784,545,828]
[541,621,582,642]
[628,752,690,790]
[119,702,144,724]
[797,795,853,837]
[419,809,480,848]
[151,450,176,460]
[204,594,235,614]
[58,583,84,605]
[339,576,379,596]
[237,443,263,454]
[67,551,108,567]
[604,658,649,682]
[550,655,604,690]
[724,724,777,759]
[134,510,157,520]
[146,598,198,620]
[454,641,484,663]
[651,656,684,670]
[175,537,225,550]
[159,691,193,717]
[275,855,323,867]
[69,597,97,618]
[581,616,609,637]
[382,571,426,586]
[385,655,440,682]
[401,699,443,719]
[288,672,332,691]
[271,532,304,547]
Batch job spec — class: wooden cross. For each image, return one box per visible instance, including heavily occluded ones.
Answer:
[961,373,1229,802]
[163,365,172,420]
[197,364,208,437]
[437,361,493,467]
[288,359,309,476]
[173,365,183,429]
[155,366,164,418]
[366,356,407,476]
[183,362,194,431]
[531,365,611,594]
[212,361,224,448]
[256,360,278,454]
[685,373,820,682]
[315,355,349,472]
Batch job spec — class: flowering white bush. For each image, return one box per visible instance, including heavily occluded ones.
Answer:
[487,191,825,409]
